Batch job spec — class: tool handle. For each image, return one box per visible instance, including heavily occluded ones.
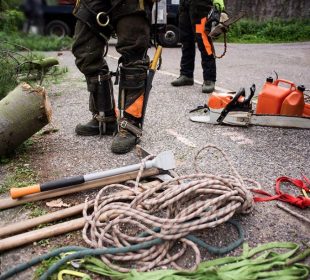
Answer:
[10,184,41,199]
[10,175,85,199]
[150,46,163,70]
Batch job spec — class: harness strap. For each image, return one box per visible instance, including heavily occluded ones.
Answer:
[119,118,142,137]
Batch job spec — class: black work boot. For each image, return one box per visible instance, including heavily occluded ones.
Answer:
[75,117,117,136]
[202,80,215,93]
[111,127,138,154]
[171,75,194,87]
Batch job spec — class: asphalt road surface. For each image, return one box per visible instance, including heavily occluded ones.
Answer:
[0,41,309,278]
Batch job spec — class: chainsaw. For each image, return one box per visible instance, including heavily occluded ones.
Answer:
[190,77,310,129]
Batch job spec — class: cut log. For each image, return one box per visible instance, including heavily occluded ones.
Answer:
[0,83,52,156]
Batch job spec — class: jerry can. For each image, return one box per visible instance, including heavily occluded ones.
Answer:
[303,103,310,117]
[256,78,296,115]
[280,85,305,117]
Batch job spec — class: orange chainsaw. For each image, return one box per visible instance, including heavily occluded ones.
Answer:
[190,77,310,129]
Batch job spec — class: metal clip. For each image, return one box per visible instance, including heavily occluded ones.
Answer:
[96,12,110,27]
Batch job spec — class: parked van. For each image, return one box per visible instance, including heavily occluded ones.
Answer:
[42,0,180,47]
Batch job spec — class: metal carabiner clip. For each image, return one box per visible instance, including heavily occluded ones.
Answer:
[96,12,110,27]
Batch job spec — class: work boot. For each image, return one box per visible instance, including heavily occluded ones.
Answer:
[75,117,117,136]
[202,80,215,93]
[171,75,194,87]
[111,127,138,154]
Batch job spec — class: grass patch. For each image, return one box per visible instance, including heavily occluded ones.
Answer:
[0,31,73,51]
[0,164,37,194]
[33,256,62,280]
[225,18,310,43]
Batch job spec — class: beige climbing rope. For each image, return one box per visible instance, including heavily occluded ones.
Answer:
[82,144,259,272]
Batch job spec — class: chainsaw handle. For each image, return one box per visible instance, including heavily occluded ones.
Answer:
[274,79,296,90]
[216,88,245,123]
[242,84,255,105]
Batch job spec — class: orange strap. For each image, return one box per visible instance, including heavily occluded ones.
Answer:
[125,94,144,118]
[195,17,213,55]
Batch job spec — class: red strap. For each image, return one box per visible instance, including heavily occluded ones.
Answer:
[252,176,310,209]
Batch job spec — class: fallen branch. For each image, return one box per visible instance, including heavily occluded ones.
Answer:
[277,203,310,224]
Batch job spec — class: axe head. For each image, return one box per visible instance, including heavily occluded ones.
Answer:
[151,151,176,171]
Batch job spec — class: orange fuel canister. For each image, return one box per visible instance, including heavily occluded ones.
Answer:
[303,103,310,117]
[280,85,305,117]
[256,78,296,115]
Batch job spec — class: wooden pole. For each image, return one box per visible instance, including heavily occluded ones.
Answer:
[0,181,162,252]
[0,217,86,252]
[0,168,159,210]
[0,180,161,238]
[0,83,52,156]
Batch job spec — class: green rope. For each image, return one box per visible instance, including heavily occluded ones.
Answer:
[80,242,310,280]
[0,246,86,280]
[0,221,244,280]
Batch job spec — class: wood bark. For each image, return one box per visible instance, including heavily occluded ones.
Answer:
[0,83,52,156]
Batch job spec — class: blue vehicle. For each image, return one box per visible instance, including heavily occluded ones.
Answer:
[43,1,180,47]
[152,0,180,47]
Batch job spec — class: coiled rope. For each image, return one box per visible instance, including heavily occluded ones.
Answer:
[82,144,258,272]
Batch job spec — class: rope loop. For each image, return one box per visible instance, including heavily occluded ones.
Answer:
[82,144,255,272]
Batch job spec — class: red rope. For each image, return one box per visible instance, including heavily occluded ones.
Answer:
[252,175,310,209]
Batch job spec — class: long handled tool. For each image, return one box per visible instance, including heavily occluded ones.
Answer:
[10,150,175,199]
[141,45,162,127]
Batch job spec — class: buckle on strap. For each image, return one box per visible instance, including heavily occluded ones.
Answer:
[96,12,110,27]
[119,120,142,138]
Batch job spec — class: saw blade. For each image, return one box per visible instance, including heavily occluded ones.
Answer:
[250,114,310,129]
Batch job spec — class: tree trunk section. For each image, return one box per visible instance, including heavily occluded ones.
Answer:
[0,83,52,156]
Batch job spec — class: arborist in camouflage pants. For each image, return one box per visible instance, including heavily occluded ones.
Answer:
[72,0,154,154]
[171,0,226,93]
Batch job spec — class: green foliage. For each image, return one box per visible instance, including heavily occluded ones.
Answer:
[33,256,62,280]
[226,19,310,43]
[0,0,22,10]
[0,53,18,100]
[0,9,24,33]
[0,32,73,51]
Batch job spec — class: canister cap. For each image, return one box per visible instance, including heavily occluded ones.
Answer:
[297,85,305,92]
[266,77,273,83]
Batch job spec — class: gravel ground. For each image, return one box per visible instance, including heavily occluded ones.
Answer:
[0,41,309,279]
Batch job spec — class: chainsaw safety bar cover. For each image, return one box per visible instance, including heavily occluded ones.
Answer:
[252,176,310,209]
[40,175,85,191]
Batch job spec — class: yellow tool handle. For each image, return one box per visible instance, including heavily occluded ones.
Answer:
[150,46,163,71]
[10,184,41,199]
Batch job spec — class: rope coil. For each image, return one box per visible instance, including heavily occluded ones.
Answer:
[82,145,257,272]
